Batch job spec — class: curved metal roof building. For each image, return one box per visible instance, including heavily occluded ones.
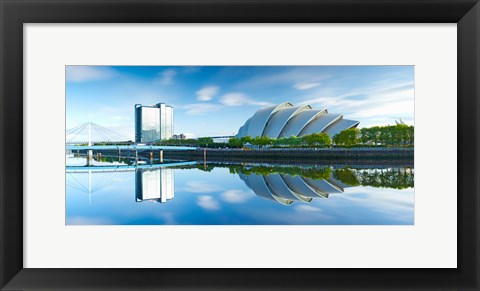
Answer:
[236,102,359,138]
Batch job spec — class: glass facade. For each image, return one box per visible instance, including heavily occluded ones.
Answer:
[164,105,174,139]
[135,103,174,143]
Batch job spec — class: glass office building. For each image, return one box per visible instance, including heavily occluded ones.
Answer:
[135,103,174,143]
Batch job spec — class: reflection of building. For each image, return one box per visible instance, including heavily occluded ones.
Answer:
[135,103,174,143]
[236,102,359,138]
[135,168,174,203]
[238,170,349,205]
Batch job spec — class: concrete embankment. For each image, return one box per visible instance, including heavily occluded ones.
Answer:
[162,147,414,165]
[75,147,414,166]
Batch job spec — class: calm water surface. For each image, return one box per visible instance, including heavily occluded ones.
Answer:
[66,155,414,225]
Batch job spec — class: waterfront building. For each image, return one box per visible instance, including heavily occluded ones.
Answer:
[135,103,174,143]
[135,168,174,203]
[172,133,187,140]
[236,102,359,138]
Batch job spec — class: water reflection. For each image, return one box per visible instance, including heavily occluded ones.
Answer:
[67,161,413,206]
[66,157,414,225]
[227,164,412,205]
[136,168,174,203]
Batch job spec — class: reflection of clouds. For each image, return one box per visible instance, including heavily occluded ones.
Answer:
[330,187,414,224]
[67,216,115,225]
[241,206,334,224]
[197,196,220,210]
[182,181,223,193]
[342,187,414,210]
[220,189,252,204]
[154,212,177,225]
[295,205,321,212]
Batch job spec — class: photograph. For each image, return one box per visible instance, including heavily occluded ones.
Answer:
[3,0,479,289]
[65,65,414,225]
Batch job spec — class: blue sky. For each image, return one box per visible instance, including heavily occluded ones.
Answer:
[66,66,414,139]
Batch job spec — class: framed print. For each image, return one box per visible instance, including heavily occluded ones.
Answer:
[1,0,479,290]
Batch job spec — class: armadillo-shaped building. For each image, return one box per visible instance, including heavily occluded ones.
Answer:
[236,102,359,138]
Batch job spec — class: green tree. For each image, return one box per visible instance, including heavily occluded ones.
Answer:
[241,135,253,145]
[228,137,243,148]
[333,128,360,146]
[301,133,332,147]
[197,137,214,147]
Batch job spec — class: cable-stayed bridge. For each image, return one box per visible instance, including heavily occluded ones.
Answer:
[66,122,132,145]
[66,122,198,152]
[66,122,198,167]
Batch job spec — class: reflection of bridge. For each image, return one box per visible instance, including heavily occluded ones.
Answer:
[66,161,196,204]
[66,161,197,172]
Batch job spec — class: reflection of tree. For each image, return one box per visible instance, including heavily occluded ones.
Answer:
[333,168,361,186]
[173,163,414,190]
[334,167,414,189]
[228,164,332,180]
[357,168,414,189]
[102,155,133,165]
[196,164,215,172]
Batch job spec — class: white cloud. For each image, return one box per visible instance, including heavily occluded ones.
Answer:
[66,66,116,82]
[236,68,330,88]
[183,181,223,193]
[294,82,320,90]
[157,69,177,85]
[183,103,223,115]
[220,93,273,107]
[220,189,252,204]
[196,86,220,101]
[197,195,220,210]
[297,81,414,125]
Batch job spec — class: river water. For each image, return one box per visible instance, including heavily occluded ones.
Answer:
[66,155,414,225]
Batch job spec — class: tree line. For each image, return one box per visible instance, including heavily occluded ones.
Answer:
[228,133,332,148]
[185,163,414,189]
[333,124,414,147]
[227,124,414,148]
[154,137,222,147]
[152,124,414,148]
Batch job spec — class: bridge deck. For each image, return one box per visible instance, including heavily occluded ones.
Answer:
[66,145,198,151]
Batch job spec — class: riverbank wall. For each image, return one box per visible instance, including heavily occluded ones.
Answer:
[71,147,414,166]
[163,147,414,164]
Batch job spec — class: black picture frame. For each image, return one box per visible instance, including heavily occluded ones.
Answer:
[1,0,479,290]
